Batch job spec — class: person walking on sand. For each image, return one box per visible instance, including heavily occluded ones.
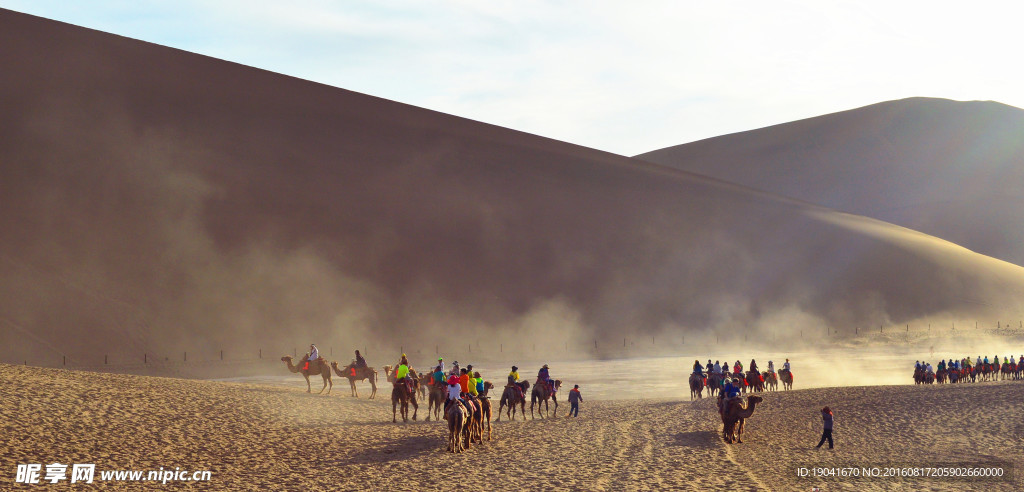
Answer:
[567,384,583,417]
[815,406,834,449]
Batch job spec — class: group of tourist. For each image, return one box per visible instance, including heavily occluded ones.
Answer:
[914,353,1024,383]
[692,357,792,384]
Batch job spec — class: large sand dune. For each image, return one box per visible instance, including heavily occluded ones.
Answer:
[2,364,1020,490]
[637,97,1024,266]
[2,9,1024,367]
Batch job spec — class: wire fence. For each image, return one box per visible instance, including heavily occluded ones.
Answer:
[4,319,1023,373]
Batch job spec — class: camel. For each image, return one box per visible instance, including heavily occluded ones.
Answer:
[762,371,778,391]
[330,361,378,399]
[720,395,763,444]
[745,370,763,393]
[417,372,433,400]
[496,381,529,421]
[689,373,705,400]
[778,369,793,391]
[384,365,419,422]
[706,372,723,397]
[446,400,470,453]
[281,355,332,394]
[463,382,494,442]
[476,396,493,442]
[426,380,446,422]
[1001,362,1015,381]
[947,368,960,384]
[530,379,561,419]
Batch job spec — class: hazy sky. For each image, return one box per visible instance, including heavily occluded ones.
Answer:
[5,1,1021,155]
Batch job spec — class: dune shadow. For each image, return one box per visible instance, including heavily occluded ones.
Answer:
[669,430,719,449]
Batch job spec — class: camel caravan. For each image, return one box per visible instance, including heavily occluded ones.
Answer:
[281,346,567,453]
[689,358,794,401]
[913,355,1024,385]
[280,345,378,397]
[688,358,790,444]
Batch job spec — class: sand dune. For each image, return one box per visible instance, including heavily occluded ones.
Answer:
[637,97,1024,266]
[2,9,1024,367]
[2,363,1021,490]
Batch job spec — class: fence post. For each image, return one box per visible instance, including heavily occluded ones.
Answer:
[63,355,66,366]
[259,348,262,359]
[220,350,223,360]
[184,351,187,362]
[144,353,147,364]
[105,355,108,365]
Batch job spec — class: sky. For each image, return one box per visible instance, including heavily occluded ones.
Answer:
[4,0,1022,155]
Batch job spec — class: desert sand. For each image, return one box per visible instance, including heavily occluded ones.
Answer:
[3,363,1021,491]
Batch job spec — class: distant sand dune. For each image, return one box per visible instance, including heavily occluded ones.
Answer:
[638,97,1024,267]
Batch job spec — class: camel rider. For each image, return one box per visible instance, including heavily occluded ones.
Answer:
[983,355,989,365]
[925,362,934,374]
[994,355,1000,367]
[915,361,921,371]
[432,365,445,387]
[767,360,775,374]
[508,366,520,386]
[474,371,485,395]
[964,358,972,370]
[450,361,461,378]
[463,369,478,397]
[719,377,742,415]
[783,358,791,375]
[706,359,714,374]
[937,360,945,372]
[1012,356,1017,366]
[538,364,554,393]
[437,357,445,374]
[445,374,462,410]
[304,344,319,371]
[713,361,723,375]
[396,354,413,393]
[692,360,704,376]
[355,350,367,368]
[749,359,758,373]
[733,360,742,376]
[976,356,981,367]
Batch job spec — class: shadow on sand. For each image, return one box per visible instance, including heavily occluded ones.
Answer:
[669,430,719,449]
[327,434,443,466]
